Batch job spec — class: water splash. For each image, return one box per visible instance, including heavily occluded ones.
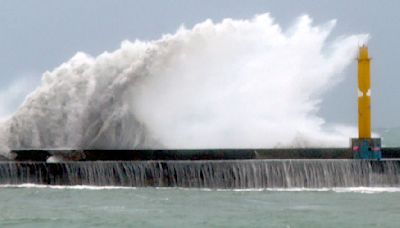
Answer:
[0,14,367,154]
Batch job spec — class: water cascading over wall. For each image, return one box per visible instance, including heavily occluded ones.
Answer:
[1,160,399,188]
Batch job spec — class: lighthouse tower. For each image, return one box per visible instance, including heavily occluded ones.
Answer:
[351,45,382,160]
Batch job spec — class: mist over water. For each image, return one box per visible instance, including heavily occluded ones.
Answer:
[0,14,367,154]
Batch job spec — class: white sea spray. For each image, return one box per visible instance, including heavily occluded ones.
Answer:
[0,14,368,154]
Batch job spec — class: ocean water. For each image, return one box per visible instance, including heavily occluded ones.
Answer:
[1,186,399,228]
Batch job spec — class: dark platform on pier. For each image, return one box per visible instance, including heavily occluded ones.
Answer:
[10,147,400,161]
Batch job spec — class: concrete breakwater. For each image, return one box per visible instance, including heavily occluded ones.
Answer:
[9,148,400,161]
[0,160,399,188]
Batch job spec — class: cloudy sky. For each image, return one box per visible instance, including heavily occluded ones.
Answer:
[0,0,399,128]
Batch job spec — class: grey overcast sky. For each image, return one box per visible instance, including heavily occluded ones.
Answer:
[0,0,399,128]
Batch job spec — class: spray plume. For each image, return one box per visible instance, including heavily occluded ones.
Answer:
[0,14,367,155]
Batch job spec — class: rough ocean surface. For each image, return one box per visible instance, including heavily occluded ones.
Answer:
[0,14,367,156]
[0,187,399,228]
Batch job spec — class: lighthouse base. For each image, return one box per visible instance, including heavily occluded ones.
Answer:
[351,138,382,160]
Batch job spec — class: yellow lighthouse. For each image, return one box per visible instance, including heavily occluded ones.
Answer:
[358,45,371,139]
[351,45,381,160]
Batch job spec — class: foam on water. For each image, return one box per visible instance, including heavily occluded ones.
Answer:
[0,14,367,156]
[1,184,399,194]
[0,184,135,190]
